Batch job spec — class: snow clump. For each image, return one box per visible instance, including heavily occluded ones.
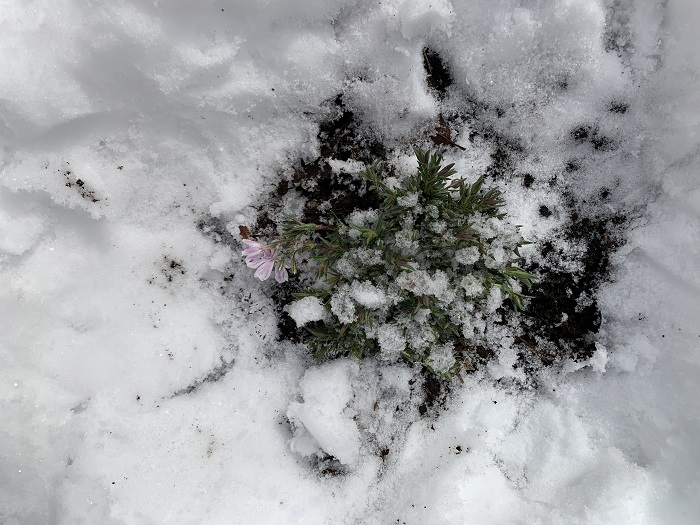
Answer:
[286,296,326,327]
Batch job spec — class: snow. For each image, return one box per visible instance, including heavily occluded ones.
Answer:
[425,343,456,374]
[376,323,408,360]
[330,285,358,324]
[1,0,700,524]
[349,280,388,310]
[287,361,361,466]
[287,296,327,327]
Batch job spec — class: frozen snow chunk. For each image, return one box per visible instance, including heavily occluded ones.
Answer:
[384,176,401,190]
[281,189,306,219]
[355,248,383,266]
[589,342,608,373]
[347,209,378,228]
[287,360,361,466]
[456,246,480,265]
[396,269,455,303]
[396,269,425,294]
[327,158,365,174]
[425,204,439,219]
[563,342,609,374]
[376,324,407,361]
[335,252,359,278]
[429,220,446,234]
[397,192,419,207]
[487,345,522,380]
[460,275,484,297]
[427,343,456,374]
[405,320,436,352]
[350,281,387,309]
[475,216,506,240]
[330,285,356,324]
[394,229,420,255]
[486,286,504,313]
[286,296,326,327]
[462,314,486,339]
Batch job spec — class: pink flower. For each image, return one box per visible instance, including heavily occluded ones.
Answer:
[254,258,275,280]
[241,240,292,283]
[242,239,264,257]
[274,258,292,283]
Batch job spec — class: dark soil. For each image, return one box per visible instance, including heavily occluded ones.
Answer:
[520,212,626,364]
[253,95,383,237]
[416,372,448,416]
[422,47,453,98]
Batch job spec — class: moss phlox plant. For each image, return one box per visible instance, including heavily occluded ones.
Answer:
[243,148,536,377]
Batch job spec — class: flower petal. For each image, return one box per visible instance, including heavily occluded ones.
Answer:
[242,246,262,256]
[274,266,288,283]
[254,260,275,281]
[246,251,270,268]
[241,239,264,257]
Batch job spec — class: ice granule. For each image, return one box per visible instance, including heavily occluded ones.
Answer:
[330,286,357,324]
[376,324,406,360]
[490,245,507,265]
[425,204,439,219]
[427,343,456,374]
[347,209,378,228]
[462,314,486,338]
[486,286,504,313]
[484,243,510,269]
[335,252,358,278]
[476,217,505,239]
[414,308,431,323]
[404,314,437,352]
[400,212,415,229]
[397,192,419,207]
[394,229,420,255]
[286,296,326,327]
[327,158,365,175]
[455,246,480,265]
[350,281,387,309]
[460,274,484,297]
[334,249,383,278]
[396,269,454,303]
[507,278,522,295]
[281,189,307,218]
[429,220,447,234]
[409,326,436,350]
[355,248,383,266]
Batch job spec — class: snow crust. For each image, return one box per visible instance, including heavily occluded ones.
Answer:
[1,0,699,524]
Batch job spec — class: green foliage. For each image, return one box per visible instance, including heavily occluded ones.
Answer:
[276,148,536,378]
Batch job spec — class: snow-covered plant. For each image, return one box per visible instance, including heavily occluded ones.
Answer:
[245,148,536,378]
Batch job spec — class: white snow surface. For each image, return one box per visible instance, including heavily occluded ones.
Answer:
[1,1,699,524]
